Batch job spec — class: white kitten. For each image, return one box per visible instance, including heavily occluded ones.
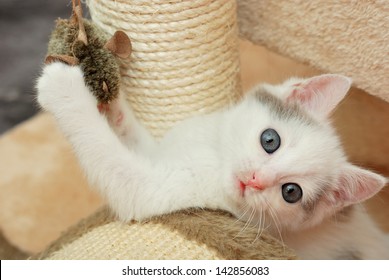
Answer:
[36,62,388,259]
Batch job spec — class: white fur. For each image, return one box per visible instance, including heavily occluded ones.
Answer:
[284,205,389,259]
[36,63,389,259]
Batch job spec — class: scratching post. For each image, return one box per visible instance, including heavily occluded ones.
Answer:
[87,0,242,138]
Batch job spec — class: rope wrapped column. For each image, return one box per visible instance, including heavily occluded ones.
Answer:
[87,0,241,138]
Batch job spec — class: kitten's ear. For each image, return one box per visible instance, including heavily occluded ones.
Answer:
[287,74,352,119]
[328,165,387,208]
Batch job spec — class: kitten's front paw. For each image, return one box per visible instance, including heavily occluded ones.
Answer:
[36,62,96,113]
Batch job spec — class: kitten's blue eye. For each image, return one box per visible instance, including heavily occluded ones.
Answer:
[282,183,303,203]
[260,128,281,154]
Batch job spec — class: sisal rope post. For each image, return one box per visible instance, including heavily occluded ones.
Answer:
[87,0,241,138]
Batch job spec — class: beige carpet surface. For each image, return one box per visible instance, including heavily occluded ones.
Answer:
[238,0,389,102]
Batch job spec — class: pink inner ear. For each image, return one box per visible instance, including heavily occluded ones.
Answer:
[289,78,331,102]
[333,165,386,207]
[287,74,351,118]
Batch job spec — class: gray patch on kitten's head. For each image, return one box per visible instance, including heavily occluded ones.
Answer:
[253,87,316,125]
[301,181,332,215]
[302,192,357,227]
[300,189,326,219]
[301,197,318,214]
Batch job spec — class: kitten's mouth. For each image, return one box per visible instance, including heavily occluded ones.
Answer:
[238,176,265,196]
[239,180,246,195]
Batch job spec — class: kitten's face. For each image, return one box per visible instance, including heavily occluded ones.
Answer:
[224,90,344,232]
[221,75,386,234]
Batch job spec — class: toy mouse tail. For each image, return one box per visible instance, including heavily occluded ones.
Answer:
[71,0,88,46]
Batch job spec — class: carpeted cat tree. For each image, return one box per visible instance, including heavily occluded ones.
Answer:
[0,0,388,259]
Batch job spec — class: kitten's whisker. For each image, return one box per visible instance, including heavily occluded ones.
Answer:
[243,206,256,232]
[264,223,271,231]
[251,206,262,244]
[252,205,265,244]
[233,203,251,225]
[264,199,285,251]
[234,206,255,239]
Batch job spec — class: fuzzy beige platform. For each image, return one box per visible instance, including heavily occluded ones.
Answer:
[35,207,296,260]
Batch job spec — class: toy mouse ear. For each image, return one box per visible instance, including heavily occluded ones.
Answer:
[45,54,79,66]
[104,31,132,59]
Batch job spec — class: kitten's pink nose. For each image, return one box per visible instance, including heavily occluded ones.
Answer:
[246,172,265,191]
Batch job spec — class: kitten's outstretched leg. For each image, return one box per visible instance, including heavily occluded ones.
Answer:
[98,93,156,153]
[36,63,213,221]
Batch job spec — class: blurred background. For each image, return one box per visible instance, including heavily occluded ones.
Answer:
[0,0,88,133]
